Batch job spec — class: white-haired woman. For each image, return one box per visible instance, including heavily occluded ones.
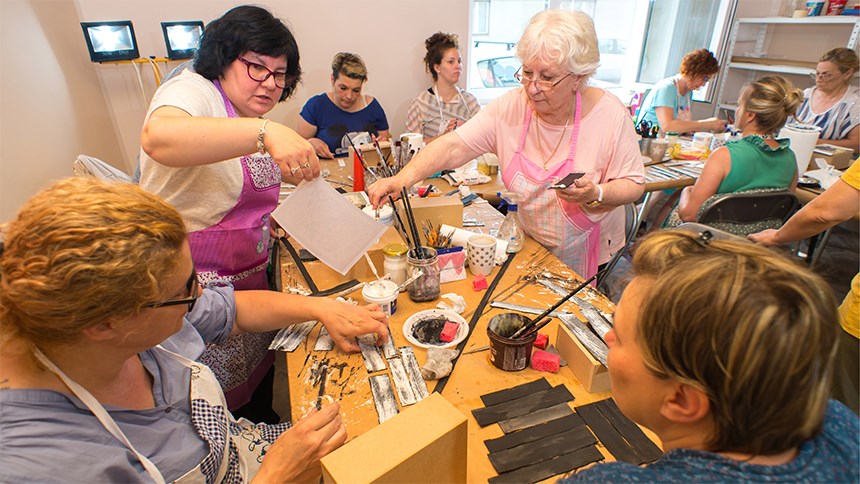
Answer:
[368,10,644,278]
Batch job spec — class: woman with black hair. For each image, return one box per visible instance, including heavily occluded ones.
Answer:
[139,5,316,423]
[406,32,480,143]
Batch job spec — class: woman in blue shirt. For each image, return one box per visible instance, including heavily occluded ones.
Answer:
[638,49,727,134]
[298,52,390,158]
[0,177,389,482]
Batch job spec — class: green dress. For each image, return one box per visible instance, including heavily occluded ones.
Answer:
[664,135,797,234]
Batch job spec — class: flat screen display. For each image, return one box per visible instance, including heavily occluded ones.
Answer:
[161,21,204,60]
[81,21,139,63]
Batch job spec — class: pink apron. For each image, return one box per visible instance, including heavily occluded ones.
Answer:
[187,80,281,409]
[501,91,601,278]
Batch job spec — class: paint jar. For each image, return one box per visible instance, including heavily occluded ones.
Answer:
[362,204,394,226]
[665,132,680,147]
[362,279,399,317]
[691,132,714,153]
[383,243,409,291]
[406,247,440,302]
[487,313,537,371]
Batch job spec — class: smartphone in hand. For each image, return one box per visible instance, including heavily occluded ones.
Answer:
[548,172,585,190]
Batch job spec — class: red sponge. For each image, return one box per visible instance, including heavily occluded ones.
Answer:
[440,321,459,342]
[533,333,549,350]
[531,350,560,373]
[472,274,488,291]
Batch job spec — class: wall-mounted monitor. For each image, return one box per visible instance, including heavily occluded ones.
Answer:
[80,21,139,63]
[161,21,204,60]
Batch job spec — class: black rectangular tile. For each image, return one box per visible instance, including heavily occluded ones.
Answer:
[480,378,552,406]
[484,413,585,453]
[489,425,597,473]
[473,385,574,427]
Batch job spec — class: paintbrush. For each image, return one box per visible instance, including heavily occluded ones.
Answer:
[510,269,604,339]
[388,195,413,250]
[401,187,426,258]
[364,252,382,285]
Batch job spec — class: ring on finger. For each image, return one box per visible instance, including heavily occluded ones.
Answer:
[290,165,300,174]
[302,162,310,168]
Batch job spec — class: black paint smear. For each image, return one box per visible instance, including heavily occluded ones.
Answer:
[297,353,311,378]
[412,317,452,345]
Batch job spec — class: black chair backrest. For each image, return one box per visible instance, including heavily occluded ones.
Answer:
[698,191,799,226]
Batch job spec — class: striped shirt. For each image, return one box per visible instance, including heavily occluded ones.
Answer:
[794,85,860,141]
[406,87,480,139]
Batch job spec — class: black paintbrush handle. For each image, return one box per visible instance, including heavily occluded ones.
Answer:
[511,269,603,339]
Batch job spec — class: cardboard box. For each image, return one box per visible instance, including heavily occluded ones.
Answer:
[347,225,405,280]
[321,393,468,484]
[397,196,464,245]
[348,141,391,168]
[556,323,610,393]
[813,144,855,170]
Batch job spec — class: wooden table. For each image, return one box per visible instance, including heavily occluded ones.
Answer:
[278,197,660,482]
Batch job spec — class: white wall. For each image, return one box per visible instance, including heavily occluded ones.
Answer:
[75,0,470,172]
[0,0,468,221]
[0,0,125,221]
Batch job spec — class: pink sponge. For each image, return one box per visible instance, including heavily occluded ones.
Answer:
[472,274,488,291]
[531,350,560,373]
[440,321,459,342]
[533,333,549,350]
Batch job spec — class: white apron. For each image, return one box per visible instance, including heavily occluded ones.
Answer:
[33,345,288,483]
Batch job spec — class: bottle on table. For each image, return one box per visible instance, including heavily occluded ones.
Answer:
[497,192,524,253]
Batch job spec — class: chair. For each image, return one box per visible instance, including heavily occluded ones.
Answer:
[696,189,799,237]
[73,155,133,183]
[597,202,637,297]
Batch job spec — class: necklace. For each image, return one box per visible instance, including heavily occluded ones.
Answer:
[534,94,576,170]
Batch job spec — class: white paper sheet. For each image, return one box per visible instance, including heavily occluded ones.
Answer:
[271,178,387,275]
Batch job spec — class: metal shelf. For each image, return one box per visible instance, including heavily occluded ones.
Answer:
[727,62,814,75]
[737,16,860,25]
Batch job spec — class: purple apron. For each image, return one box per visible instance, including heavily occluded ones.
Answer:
[187,79,281,409]
[501,91,601,279]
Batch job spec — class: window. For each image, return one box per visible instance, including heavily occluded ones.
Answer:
[472,0,491,35]
[468,0,736,105]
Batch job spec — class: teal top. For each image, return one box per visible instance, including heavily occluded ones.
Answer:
[637,76,691,130]
[718,135,797,193]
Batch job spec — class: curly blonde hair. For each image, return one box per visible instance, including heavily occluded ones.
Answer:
[630,230,839,456]
[741,75,804,134]
[0,178,187,345]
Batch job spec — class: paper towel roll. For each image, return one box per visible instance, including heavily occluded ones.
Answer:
[778,124,822,176]
[441,224,508,265]
[398,132,424,153]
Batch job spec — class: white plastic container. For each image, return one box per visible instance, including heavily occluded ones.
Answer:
[383,243,408,291]
[362,280,399,317]
[778,124,822,176]
[691,132,714,153]
[362,204,394,226]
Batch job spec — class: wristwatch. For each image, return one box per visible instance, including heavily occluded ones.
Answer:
[586,184,603,207]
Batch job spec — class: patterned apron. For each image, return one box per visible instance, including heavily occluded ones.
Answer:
[186,80,281,408]
[501,91,601,278]
[33,346,290,483]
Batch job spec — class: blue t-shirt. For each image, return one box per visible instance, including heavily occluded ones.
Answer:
[565,400,860,482]
[638,75,691,131]
[299,93,389,155]
[0,286,258,483]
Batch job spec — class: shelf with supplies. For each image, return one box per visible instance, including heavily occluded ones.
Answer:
[713,15,860,115]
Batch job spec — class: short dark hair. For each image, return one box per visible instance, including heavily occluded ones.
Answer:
[194,5,301,102]
[423,32,459,82]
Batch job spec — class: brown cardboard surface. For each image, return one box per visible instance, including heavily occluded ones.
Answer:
[347,226,405,280]
[397,196,464,244]
[814,144,855,170]
[321,393,468,483]
[348,141,391,168]
[556,324,610,393]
